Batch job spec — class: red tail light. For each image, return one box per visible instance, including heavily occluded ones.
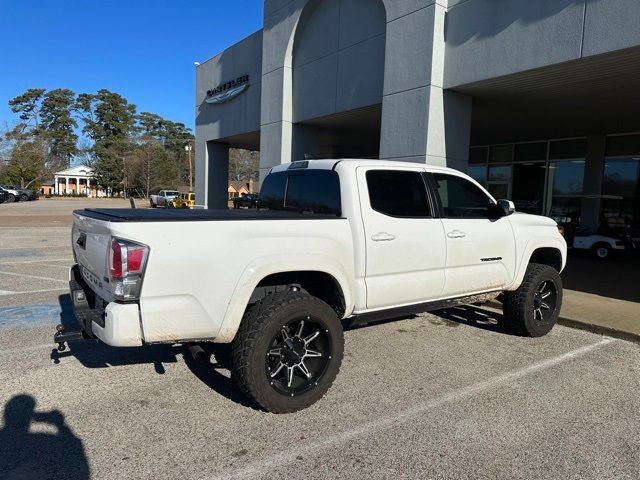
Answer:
[108,238,149,301]
[109,240,123,278]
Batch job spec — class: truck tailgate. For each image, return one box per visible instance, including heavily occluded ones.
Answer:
[72,212,113,302]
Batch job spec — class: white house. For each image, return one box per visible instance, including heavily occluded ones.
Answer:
[51,166,105,197]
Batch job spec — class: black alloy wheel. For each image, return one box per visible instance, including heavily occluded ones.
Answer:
[265,317,331,396]
[532,280,558,323]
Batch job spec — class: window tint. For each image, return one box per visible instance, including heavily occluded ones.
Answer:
[433,174,493,219]
[366,170,431,218]
[258,170,341,216]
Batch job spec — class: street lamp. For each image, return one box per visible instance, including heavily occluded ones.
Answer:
[185,144,193,192]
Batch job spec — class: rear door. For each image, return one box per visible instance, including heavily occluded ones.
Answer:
[358,167,446,309]
[429,172,516,297]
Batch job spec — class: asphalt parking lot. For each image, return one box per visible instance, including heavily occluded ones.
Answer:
[1,199,639,480]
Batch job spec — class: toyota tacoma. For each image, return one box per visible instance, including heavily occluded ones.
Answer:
[60,159,566,413]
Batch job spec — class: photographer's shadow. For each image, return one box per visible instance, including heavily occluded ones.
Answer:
[431,303,518,336]
[0,395,90,480]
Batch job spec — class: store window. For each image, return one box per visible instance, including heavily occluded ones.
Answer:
[514,142,547,162]
[549,139,586,160]
[601,157,640,232]
[486,166,511,199]
[467,165,487,187]
[469,147,488,165]
[546,160,585,221]
[488,144,513,164]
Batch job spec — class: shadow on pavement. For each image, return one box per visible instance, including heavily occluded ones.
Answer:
[0,395,90,480]
[561,253,640,303]
[52,295,253,408]
[430,304,518,336]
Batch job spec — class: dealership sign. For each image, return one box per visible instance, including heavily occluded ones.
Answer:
[205,75,250,104]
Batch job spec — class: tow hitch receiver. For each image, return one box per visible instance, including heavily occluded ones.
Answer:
[54,324,84,352]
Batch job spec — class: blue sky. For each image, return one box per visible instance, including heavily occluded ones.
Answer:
[0,0,264,132]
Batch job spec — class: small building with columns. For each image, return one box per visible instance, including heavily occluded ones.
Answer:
[47,165,105,197]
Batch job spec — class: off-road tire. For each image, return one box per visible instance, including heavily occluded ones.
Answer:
[6,194,15,203]
[19,194,28,202]
[231,291,344,413]
[502,263,562,337]
[149,199,155,208]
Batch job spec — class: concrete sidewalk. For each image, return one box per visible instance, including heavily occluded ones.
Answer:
[557,289,640,343]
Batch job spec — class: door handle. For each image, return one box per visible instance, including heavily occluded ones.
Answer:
[447,230,467,239]
[371,232,396,242]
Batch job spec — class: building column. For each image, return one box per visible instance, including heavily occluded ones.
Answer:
[205,141,230,209]
[259,65,294,184]
[379,2,472,171]
[65,177,69,194]
[582,135,607,231]
[54,176,58,195]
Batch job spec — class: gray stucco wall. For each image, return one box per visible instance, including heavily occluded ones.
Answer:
[195,30,263,206]
[291,0,386,122]
[444,0,640,88]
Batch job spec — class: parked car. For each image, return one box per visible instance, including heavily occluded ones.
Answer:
[0,185,19,203]
[0,187,9,204]
[0,184,38,201]
[61,159,566,413]
[170,193,196,209]
[149,190,179,208]
[233,193,259,209]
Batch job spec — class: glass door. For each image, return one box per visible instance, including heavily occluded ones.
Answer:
[512,163,547,214]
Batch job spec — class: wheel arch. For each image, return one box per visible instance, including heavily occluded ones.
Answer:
[217,258,355,343]
[506,237,567,291]
[529,247,563,272]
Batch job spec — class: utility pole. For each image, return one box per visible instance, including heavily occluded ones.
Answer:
[185,144,193,192]
[121,156,127,199]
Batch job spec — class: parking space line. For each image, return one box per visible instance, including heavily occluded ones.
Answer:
[0,288,67,296]
[213,337,615,480]
[0,258,72,265]
[0,270,67,283]
[0,245,68,250]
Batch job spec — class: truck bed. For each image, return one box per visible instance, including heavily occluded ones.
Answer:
[76,208,342,222]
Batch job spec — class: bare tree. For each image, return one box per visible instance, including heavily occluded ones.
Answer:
[228,148,259,182]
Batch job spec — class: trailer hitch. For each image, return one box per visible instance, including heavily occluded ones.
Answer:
[53,324,84,352]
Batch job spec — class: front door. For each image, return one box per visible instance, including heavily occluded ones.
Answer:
[430,173,516,297]
[358,168,446,310]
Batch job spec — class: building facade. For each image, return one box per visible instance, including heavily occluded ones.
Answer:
[196,0,640,233]
[48,166,105,197]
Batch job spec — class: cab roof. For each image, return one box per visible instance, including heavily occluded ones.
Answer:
[268,158,463,175]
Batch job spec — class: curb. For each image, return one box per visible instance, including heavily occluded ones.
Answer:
[556,317,640,344]
[487,300,640,344]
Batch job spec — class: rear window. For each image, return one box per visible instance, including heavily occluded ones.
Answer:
[259,170,341,216]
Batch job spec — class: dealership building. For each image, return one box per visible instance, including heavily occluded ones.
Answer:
[195,0,640,233]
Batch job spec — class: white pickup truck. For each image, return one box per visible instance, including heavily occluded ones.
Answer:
[62,159,566,413]
[149,189,179,208]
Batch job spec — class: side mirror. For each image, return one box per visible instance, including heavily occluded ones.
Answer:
[496,199,515,217]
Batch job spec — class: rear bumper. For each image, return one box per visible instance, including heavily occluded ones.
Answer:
[69,265,143,347]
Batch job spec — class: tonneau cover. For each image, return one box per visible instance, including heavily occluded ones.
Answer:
[75,208,342,222]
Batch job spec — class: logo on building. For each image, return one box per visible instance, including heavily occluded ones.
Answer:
[205,75,250,104]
